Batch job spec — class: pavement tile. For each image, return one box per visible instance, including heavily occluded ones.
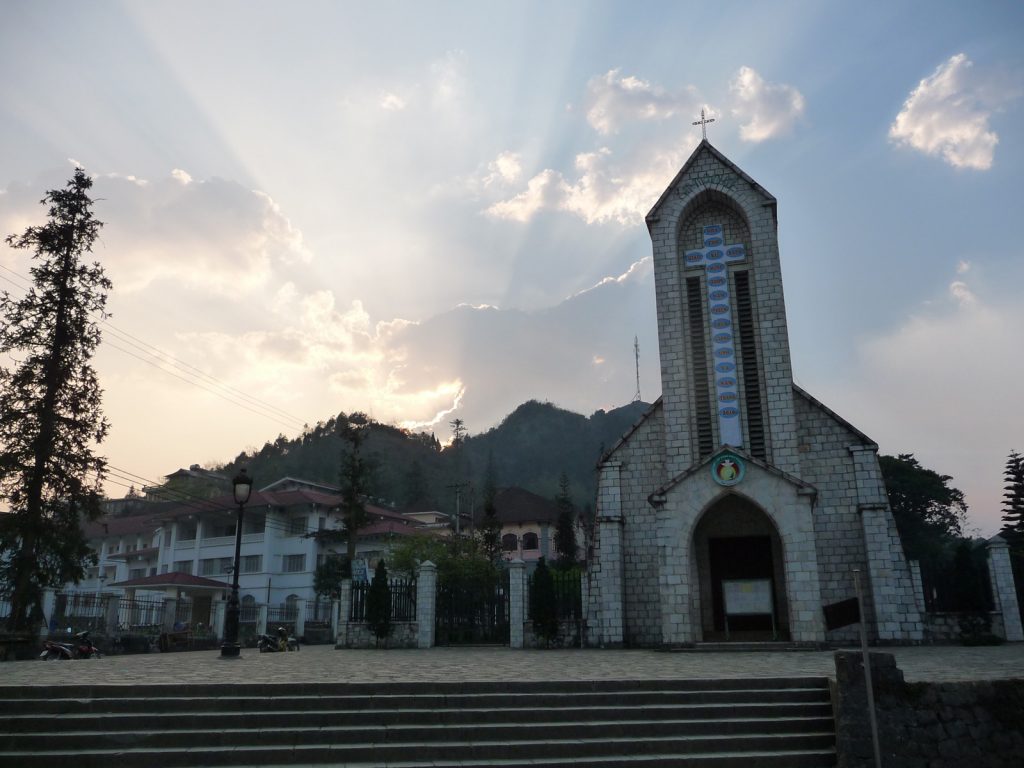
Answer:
[1,644,1022,688]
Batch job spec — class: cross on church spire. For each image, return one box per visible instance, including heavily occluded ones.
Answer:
[692,108,715,140]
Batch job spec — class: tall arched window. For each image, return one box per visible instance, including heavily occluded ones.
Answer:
[501,533,518,552]
[522,532,539,551]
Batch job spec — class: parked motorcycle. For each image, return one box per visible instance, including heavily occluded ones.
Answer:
[40,630,103,660]
[257,627,300,652]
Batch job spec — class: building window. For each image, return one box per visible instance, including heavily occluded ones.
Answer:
[522,532,539,551]
[172,560,193,575]
[287,516,308,536]
[242,555,262,573]
[129,567,146,580]
[161,564,168,574]
[200,557,232,576]
[178,523,197,541]
[501,533,518,552]
[283,554,306,573]
[243,514,265,535]
[205,519,236,539]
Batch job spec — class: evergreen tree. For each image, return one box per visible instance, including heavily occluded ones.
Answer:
[478,452,502,564]
[449,417,467,446]
[530,557,558,647]
[553,471,577,569]
[999,451,1024,539]
[338,413,373,569]
[0,169,111,632]
[879,454,967,563]
[366,559,392,645]
[313,555,348,599]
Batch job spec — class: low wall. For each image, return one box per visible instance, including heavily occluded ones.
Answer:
[923,611,1004,643]
[834,651,1024,767]
[339,621,418,649]
[523,619,584,649]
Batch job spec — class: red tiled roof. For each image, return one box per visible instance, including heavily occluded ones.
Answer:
[359,520,434,538]
[82,513,161,539]
[475,487,561,525]
[160,488,344,519]
[110,572,229,590]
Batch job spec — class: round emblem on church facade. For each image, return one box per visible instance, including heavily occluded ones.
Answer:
[706,237,723,247]
[715,362,734,373]
[711,317,730,328]
[711,453,745,486]
[704,225,722,236]
[726,246,745,258]
[707,250,723,260]
[709,290,728,301]
[708,276,727,287]
[707,263,726,273]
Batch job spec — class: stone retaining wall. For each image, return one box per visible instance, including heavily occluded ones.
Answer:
[340,621,418,649]
[834,651,1024,767]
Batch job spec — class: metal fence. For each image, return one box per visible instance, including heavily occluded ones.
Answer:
[305,598,333,627]
[528,569,582,621]
[349,578,417,622]
[117,596,165,634]
[52,593,111,633]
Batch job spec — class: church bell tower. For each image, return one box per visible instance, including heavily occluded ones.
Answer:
[646,140,801,478]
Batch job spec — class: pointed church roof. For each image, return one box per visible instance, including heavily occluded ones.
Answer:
[597,398,663,467]
[792,384,878,448]
[645,140,777,224]
[649,445,816,505]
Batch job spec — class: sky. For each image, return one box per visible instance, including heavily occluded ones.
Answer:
[0,1,1022,535]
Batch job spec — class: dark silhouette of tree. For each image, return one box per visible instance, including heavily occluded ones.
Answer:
[554,471,577,569]
[313,555,348,599]
[338,412,373,569]
[449,417,467,446]
[366,559,392,645]
[402,460,429,508]
[530,557,558,647]
[478,453,502,564]
[999,451,1024,540]
[0,169,112,632]
[879,453,967,563]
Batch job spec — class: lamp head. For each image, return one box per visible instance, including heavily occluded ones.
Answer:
[233,469,253,505]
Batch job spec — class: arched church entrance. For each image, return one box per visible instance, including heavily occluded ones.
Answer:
[692,495,790,642]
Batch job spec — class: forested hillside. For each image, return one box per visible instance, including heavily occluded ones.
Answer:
[167,399,651,517]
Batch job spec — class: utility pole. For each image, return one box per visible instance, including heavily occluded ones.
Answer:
[447,482,469,536]
[633,335,642,403]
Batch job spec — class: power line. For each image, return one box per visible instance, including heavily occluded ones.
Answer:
[0,263,308,432]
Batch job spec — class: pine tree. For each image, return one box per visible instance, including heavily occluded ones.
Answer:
[338,413,373,571]
[530,557,558,647]
[366,559,392,645]
[478,452,502,564]
[553,472,577,569]
[0,169,111,632]
[999,451,1024,540]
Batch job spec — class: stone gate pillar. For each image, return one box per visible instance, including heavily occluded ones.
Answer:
[594,461,625,647]
[416,561,437,649]
[986,536,1023,642]
[509,559,526,649]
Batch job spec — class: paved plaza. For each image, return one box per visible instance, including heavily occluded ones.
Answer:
[2,643,1023,687]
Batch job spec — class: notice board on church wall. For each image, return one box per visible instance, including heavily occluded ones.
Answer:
[722,579,773,616]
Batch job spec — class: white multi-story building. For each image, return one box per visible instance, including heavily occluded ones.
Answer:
[75,477,433,618]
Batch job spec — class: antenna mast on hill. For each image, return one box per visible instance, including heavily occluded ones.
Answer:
[633,335,642,403]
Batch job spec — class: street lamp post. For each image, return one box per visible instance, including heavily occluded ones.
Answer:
[220,469,253,659]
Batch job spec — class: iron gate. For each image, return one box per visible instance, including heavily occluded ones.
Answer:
[435,570,509,645]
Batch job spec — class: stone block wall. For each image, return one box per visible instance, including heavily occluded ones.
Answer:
[834,651,1024,767]
[341,621,418,649]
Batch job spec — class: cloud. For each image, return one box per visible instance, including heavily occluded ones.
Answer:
[431,50,468,107]
[482,151,522,186]
[0,170,311,298]
[379,91,407,111]
[889,54,1006,170]
[827,273,1024,534]
[172,251,659,437]
[487,143,687,225]
[585,69,699,135]
[729,67,804,142]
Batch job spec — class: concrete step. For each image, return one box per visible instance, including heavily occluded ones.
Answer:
[3,700,835,732]
[0,678,836,767]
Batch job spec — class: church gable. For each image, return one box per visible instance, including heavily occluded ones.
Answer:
[646,140,776,227]
[792,385,876,449]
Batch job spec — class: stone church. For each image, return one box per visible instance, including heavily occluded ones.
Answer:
[586,140,924,647]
